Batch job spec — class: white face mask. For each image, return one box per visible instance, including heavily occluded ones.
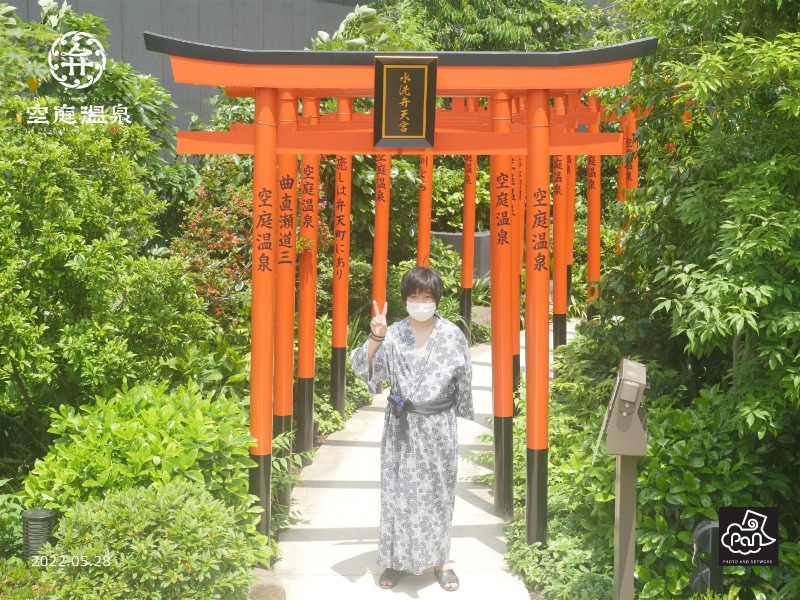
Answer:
[406,301,436,322]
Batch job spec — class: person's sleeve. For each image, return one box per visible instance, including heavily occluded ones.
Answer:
[455,329,474,420]
[350,332,391,396]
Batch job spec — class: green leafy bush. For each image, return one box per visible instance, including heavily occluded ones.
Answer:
[312,315,373,437]
[22,382,258,530]
[0,97,215,479]
[0,480,23,564]
[158,334,251,404]
[316,246,376,325]
[430,160,492,233]
[170,155,253,332]
[498,330,800,599]
[39,479,268,600]
[0,562,53,599]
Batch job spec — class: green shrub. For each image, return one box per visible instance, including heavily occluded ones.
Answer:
[39,479,268,600]
[430,160,492,232]
[0,480,23,563]
[506,518,612,600]
[498,330,800,599]
[0,562,54,599]
[158,334,251,404]
[312,314,374,437]
[22,381,258,530]
[316,246,376,325]
[0,96,216,476]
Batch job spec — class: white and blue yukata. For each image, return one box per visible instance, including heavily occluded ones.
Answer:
[351,315,473,575]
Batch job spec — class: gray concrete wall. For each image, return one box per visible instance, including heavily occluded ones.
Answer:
[8,0,358,129]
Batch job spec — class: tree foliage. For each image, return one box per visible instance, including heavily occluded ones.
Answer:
[0,3,213,477]
[372,0,594,51]
[531,1,800,597]
[310,1,436,51]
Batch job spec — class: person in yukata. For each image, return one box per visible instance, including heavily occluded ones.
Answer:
[350,266,474,592]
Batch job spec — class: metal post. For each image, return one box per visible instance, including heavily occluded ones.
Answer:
[614,454,638,600]
[597,359,648,598]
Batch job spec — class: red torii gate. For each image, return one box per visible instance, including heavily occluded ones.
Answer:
[144,33,657,545]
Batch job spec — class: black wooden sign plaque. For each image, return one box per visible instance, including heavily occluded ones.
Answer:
[374,56,437,148]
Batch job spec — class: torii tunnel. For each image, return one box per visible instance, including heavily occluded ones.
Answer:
[144,33,657,545]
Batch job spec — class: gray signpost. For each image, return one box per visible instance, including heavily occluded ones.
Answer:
[593,359,649,600]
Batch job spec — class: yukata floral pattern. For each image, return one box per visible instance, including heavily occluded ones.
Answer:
[351,315,473,575]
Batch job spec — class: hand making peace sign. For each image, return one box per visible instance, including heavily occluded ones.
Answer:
[371,300,388,338]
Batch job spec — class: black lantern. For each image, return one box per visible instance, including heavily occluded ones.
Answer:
[22,508,58,563]
[690,520,723,594]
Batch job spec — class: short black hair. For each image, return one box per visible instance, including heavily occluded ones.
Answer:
[400,266,444,306]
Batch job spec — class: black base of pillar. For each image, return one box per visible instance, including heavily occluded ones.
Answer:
[296,377,315,465]
[512,354,521,417]
[273,415,292,508]
[273,415,292,439]
[331,347,346,420]
[459,288,472,342]
[249,454,272,543]
[553,313,567,348]
[526,448,548,545]
[587,303,598,320]
[566,264,573,308]
[494,416,514,520]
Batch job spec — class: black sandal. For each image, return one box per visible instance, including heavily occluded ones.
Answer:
[435,568,460,591]
[379,568,403,589]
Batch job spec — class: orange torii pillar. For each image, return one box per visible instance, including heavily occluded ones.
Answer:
[418,150,433,266]
[461,153,477,338]
[459,97,480,339]
[616,110,633,202]
[250,88,279,538]
[616,113,627,204]
[526,89,551,544]
[552,96,569,349]
[331,97,353,420]
[297,97,320,459]
[512,96,528,386]
[565,93,580,313]
[372,153,391,313]
[586,95,602,315]
[489,93,514,519]
[615,109,638,251]
[624,110,638,197]
[274,94,298,504]
[510,153,523,393]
